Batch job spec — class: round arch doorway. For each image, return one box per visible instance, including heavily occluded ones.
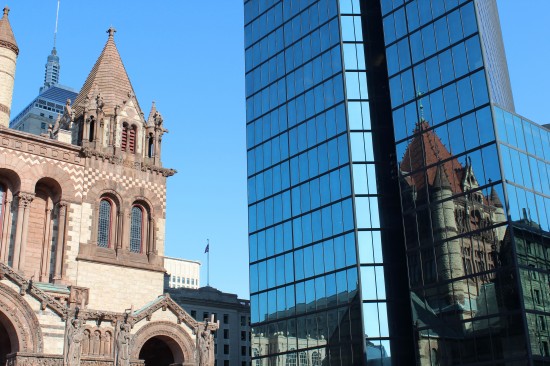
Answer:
[139,336,181,366]
[0,311,17,366]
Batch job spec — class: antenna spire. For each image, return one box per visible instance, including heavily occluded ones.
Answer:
[53,0,60,49]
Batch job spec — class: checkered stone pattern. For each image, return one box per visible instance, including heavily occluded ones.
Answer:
[82,168,167,210]
[0,146,86,198]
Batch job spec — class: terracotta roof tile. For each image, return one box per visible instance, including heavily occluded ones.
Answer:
[400,122,464,195]
[73,28,141,119]
[0,7,18,55]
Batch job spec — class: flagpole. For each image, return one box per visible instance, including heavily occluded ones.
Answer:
[203,239,210,287]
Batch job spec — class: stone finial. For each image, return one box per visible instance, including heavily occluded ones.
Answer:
[3,7,9,17]
[107,26,116,38]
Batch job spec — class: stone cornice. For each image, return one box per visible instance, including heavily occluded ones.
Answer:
[0,39,19,54]
[81,147,176,177]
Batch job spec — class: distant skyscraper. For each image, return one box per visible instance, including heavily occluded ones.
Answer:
[244,0,550,365]
[42,46,61,91]
[10,0,77,135]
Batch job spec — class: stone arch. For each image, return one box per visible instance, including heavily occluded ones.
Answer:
[0,167,21,195]
[125,187,161,216]
[132,321,195,364]
[86,182,125,208]
[0,283,43,355]
[18,162,78,201]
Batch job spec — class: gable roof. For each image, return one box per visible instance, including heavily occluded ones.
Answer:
[73,28,141,119]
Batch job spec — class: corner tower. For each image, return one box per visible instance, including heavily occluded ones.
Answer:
[0,7,19,128]
[66,27,166,167]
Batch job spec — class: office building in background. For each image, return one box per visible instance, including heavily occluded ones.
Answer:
[164,256,201,289]
[244,0,550,364]
[10,44,78,135]
[167,286,251,366]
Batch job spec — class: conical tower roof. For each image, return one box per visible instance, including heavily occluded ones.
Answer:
[0,7,19,55]
[73,27,141,119]
[490,186,503,208]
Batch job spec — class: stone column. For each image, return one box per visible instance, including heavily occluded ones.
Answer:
[0,196,12,263]
[53,201,68,282]
[147,217,155,255]
[12,193,33,272]
[156,135,162,164]
[120,209,130,253]
[40,200,53,281]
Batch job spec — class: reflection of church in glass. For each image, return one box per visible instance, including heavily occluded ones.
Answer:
[399,120,511,364]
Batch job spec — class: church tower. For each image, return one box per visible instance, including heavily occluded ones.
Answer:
[0,7,18,128]
[66,27,167,166]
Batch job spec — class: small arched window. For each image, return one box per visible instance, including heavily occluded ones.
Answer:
[148,134,154,158]
[88,116,95,142]
[121,123,136,154]
[311,351,321,366]
[299,352,308,366]
[286,350,296,366]
[130,205,144,253]
[98,199,113,248]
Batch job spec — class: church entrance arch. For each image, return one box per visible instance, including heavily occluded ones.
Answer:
[132,321,195,366]
[139,336,176,366]
[0,310,17,366]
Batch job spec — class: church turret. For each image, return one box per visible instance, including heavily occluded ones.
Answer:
[146,102,167,167]
[0,7,19,128]
[69,28,147,156]
[429,164,465,304]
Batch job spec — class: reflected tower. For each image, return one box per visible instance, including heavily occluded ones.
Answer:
[244,0,550,364]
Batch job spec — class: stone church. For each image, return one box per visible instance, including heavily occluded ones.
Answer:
[0,7,216,366]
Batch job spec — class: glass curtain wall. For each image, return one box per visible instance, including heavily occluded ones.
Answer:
[245,0,400,364]
[495,108,550,363]
[246,0,365,364]
[381,0,529,364]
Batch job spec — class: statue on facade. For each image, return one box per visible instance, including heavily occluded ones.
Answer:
[64,318,84,366]
[115,322,133,366]
[196,325,214,366]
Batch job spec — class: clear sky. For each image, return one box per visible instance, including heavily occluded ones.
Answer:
[6,1,550,299]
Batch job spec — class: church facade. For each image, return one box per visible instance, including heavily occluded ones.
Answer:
[0,8,216,366]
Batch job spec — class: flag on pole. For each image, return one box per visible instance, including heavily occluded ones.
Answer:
[204,244,209,253]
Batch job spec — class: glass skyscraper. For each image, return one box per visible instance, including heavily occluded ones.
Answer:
[244,0,550,364]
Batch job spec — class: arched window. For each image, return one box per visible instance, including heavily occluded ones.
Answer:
[286,351,296,366]
[130,205,144,253]
[98,199,113,248]
[88,116,95,142]
[121,123,136,154]
[148,134,154,158]
[299,352,308,366]
[311,351,321,366]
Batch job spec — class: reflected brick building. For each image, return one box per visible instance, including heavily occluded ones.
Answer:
[244,0,550,364]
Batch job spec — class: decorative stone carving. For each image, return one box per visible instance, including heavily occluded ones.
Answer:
[115,322,133,366]
[69,286,90,309]
[18,192,34,208]
[196,325,214,366]
[65,318,85,366]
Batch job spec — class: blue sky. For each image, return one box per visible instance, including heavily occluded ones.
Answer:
[7,1,549,299]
